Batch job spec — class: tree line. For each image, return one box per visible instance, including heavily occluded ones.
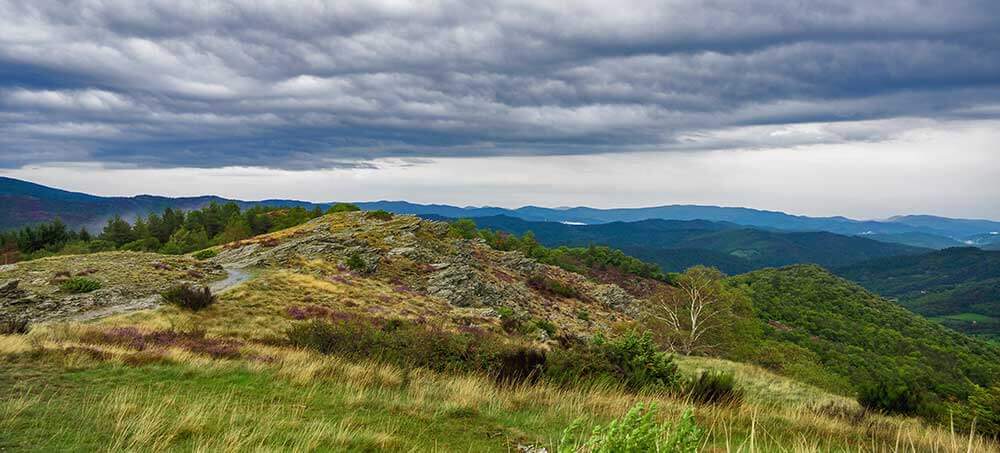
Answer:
[0,202,335,263]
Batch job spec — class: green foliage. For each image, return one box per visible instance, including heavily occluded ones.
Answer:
[449,218,479,239]
[100,216,135,247]
[547,331,680,391]
[857,381,927,416]
[193,249,218,260]
[534,319,557,337]
[968,385,1000,436]
[684,371,743,406]
[344,253,367,273]
[286,317,530,380]
[559,404,702,453]
[60,277,101,293]
[365,210,394,221]
[0,316,30,335]
[328,203,361,213]
[162,285,216,311]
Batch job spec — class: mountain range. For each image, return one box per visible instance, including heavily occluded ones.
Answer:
[3,176,1000,250]
[427,214,927,275]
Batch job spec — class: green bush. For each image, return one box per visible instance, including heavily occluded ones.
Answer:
[547,331,679,391]
[449,219,479,239]
[365,210,393,221]
[193,249,218,260]
[559,404,702,453]
[857,381,927,416]
[60,277,101,293]
[162,285,216,311]
[534,319,557,337]
[685,371,743,406]
[344,253,367,273]
[0,317,30,335]
[328,203,361,213]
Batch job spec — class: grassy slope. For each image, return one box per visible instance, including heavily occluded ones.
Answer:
[3,331,993,452]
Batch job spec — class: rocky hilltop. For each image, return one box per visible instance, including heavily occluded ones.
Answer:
[1,212,657,341]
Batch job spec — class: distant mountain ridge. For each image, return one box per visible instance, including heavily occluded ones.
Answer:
[425,214,927,275]
[2,177,999,249]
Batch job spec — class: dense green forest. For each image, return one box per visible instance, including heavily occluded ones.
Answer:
[0,203,326,263]
[836,248,1000,340]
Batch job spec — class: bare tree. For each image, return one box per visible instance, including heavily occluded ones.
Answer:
[653,266,732,355]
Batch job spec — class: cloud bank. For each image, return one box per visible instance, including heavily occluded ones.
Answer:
[2,0,999,169]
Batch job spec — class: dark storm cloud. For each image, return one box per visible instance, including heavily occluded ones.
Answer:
[1,0,999,169]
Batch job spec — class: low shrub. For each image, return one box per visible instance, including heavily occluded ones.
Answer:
[82,327,241,359]
[0,316,30,335]
[857,381,927,416]
[684,371,743,406]
[559,403,702,453]
[328,203,361,213]
[60,277,101,293]
[344,253,368,273]
[162,284,216,311]
[534,319,557,337]
[546,330,680,391]
[528,273,582,299]
[365,210,393,221]
[193,249,218,260]
[286,317,534,381]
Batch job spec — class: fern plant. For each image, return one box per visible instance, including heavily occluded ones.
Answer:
[559,403,702,452]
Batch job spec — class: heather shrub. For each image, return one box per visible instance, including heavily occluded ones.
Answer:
[684,371,743,406]
[60,277,101,293]
[559,404,702,453]
[162,284,216,311]
[0,316,30,335]
[286,317,526,378]
[365,210,393,221]
[528,273,581,299]
[82,327,241,359]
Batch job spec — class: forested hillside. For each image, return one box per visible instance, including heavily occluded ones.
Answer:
[729,265,1000,424]
[836,248,1000,339]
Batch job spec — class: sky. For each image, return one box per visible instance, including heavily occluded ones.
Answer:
[1,0,999,219]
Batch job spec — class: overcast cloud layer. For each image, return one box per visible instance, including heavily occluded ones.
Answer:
[2,0,1000,169]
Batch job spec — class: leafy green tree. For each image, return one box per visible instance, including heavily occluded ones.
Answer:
[218,218,252,244]
[449,218,479,239]
[100,216,135,247]
[161,227,209,255]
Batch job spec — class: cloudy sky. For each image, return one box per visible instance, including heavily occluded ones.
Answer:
[1,0,999,219]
